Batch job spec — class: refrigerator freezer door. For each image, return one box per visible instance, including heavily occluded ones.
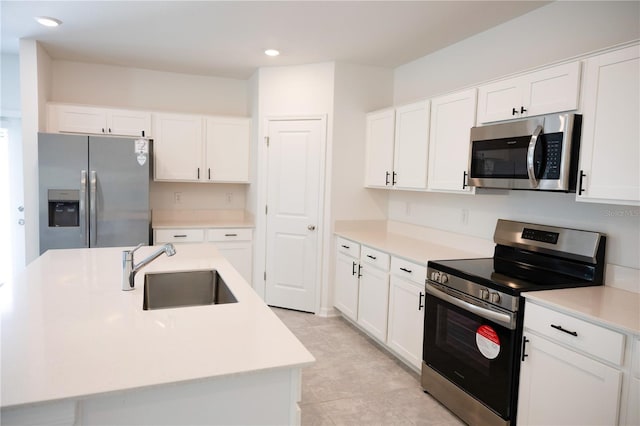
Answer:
[88,137,150,248]
[38,133,89,254]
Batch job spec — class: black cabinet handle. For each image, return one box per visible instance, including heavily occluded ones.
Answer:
[521,336,530,362]
[224,233,237,237]
[366,254,377,260]
[357,264,362,278]
[512,107,518,116]
[352,261,357,276]
[102,128,105,133]
[142,130,145,137]
[208,168,211,180]
[173,234,187,238]
[550,324,578,337]
[108,128,112,133]
[400,267,412,274]
[392,171,397,185]
[418,292,424,311]
[341,244,350,249]
[578,170,586,196]
[520,106,527,114]
[197,168,200,179]
[462,171,468,189]
[385,171,390,186]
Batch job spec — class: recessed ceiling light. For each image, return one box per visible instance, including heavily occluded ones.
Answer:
[264,49,280,57]
[35,16,62,27]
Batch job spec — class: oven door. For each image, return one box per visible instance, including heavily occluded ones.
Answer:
[423,282,518,420]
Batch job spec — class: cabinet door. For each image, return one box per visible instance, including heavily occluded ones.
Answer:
[214,242,252,284]
[365,108,395,187]
[55,105,107,134]
[523,61,581,118]
[205,117,250,183]
[393,101,430,189]
[334,252,360,321]
[357,264,389,342]
[477,76,522,123]
[577,45,640,205]
[386,277,424,370]
[107,109,151,138]
[517,333,622,426]
[428,89,476,193]
[152,113,203,181]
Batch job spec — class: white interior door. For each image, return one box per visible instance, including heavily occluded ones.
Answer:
[265,119,324,312]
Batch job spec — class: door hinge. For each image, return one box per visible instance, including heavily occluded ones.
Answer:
[265,136,270,147]
[264,271,267,281]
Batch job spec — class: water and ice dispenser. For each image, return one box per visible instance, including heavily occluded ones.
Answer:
[47,189,79,227]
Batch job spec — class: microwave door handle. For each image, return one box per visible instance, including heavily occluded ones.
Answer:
[527,125,544,188]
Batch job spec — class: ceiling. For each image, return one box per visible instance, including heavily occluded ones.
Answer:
[1,1,550,80]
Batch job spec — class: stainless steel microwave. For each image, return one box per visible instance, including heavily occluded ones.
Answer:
[467,113,581,191]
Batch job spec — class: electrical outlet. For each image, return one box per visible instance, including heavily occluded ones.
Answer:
[174,192,182,204]
[226,193,233,204]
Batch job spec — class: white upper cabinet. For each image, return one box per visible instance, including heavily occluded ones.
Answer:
[152,113,203,181]
[48,104,151,137]
[364,102,430,190]
[428,89,477,193]
[204,117,251,183]
[364,108,395,187]
[393,101,430,189]
[577,44,640,205]
[153,114,251,183]
[477,62,581,123]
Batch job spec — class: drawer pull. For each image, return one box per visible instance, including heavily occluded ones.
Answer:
[522,336,530,362]
[550,324,578,337]
[366,254,377,260]
[224,233,238,237]
[173,234,187,238]
[341,244,350,249]
[400,267,412,274]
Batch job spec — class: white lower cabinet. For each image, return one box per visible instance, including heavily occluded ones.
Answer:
[518,301,626,426]
[357,246,390,342]
[386,257,426,370]
[334,238,361,321]
[154,227,253,284]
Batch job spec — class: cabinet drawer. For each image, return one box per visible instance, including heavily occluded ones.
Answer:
[361,246,390,271]
[390,257,426,285]
[208,228,252,242]
[337,237,360,258]
[155,229,205,243]
[524,302,625,366]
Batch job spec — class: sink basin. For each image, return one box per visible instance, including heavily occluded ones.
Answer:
[143,270,237,310]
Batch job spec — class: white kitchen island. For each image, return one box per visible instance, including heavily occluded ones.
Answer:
[0,244,315,425]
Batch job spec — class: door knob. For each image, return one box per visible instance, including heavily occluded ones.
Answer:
[308,225,316,231]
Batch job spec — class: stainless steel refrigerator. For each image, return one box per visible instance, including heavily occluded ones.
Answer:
[38,132,152,254]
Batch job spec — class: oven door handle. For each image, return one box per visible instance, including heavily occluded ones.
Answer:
[426,284,516,330]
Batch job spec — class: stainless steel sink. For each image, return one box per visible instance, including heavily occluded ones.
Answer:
[143,270,237,310]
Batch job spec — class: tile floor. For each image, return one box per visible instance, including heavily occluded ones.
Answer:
[272,307,464,426]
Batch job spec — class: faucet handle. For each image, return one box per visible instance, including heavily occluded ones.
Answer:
[130,243,145,255]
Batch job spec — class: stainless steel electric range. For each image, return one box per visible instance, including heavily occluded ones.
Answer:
[421,219,606,426]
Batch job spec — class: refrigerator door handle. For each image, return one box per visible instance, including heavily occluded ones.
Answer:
[90,171,97,247]
[80,170,88,247]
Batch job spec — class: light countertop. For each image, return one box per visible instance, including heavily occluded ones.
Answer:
[152,209,254,229]
[335,229,492,265]
[524,286,640,335]
[0,244,314,409]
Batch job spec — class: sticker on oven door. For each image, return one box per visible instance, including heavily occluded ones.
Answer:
[476,325,500,359]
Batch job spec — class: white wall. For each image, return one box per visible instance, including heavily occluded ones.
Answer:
[394,1,640,104]
[20,40,51,263]
[150,182,246,211]
[1,54,21,115]
[389,1,640,270]
[51,60,248,116]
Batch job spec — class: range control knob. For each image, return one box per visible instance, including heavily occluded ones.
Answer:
[440,274,448,284]
[480,288,490,300]
[430,272,439,281]
[490,292,502,304]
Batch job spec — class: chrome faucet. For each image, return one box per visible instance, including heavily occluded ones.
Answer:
[122,243,177,291]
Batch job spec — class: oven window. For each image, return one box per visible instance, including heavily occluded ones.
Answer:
[424,292,517,419]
